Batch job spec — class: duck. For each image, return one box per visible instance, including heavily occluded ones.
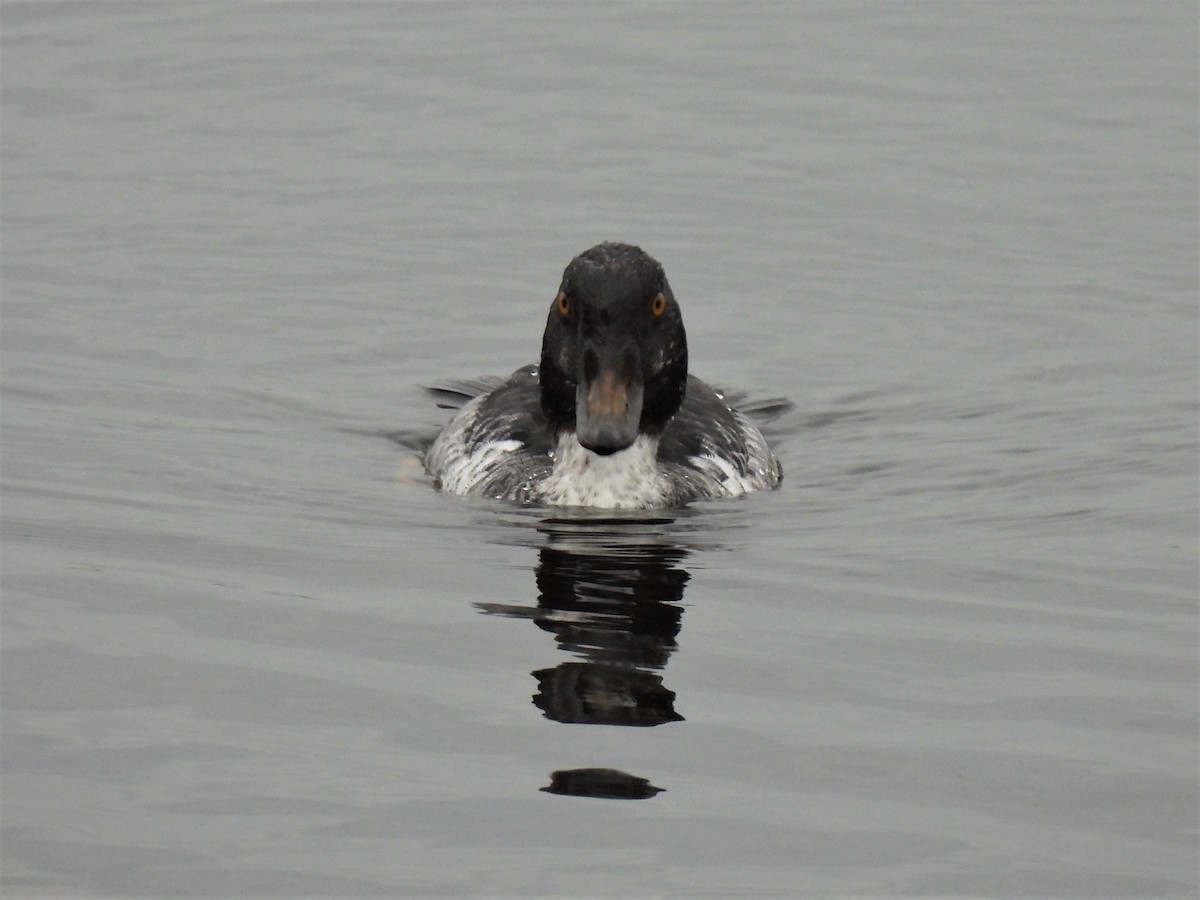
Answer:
[425,242,782,509]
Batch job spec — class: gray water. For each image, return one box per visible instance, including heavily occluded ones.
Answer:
[2,2,1197,897]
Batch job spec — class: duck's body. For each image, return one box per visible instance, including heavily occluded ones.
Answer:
[425,243,781,509]
[427,365,780,507]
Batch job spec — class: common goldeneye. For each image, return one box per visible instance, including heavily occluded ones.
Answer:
[425,242,782,508]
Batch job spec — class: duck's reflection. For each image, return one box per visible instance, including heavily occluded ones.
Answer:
[478,515,689,726]
[541,767,664,800]
[477,514,694,796]
[533,662,681,727]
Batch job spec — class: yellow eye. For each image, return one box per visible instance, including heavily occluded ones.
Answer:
[651,292,667,317]
[556,292,570,315]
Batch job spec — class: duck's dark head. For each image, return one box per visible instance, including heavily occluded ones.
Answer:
[539,242,688,455]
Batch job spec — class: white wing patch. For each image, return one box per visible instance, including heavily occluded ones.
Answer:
[688,452,758,496]
[426,396,521,494]
[686,407,779,497]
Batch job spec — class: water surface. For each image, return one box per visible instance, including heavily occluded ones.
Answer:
[2,2,1196,896]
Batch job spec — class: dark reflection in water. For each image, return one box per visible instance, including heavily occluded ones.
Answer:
[542,768,665,800]
[533,663,681,726]
[477,513,702,797]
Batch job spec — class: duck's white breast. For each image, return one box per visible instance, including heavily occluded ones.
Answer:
[538,433,668,509]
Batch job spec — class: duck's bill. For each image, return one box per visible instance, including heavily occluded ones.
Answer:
[575,344,644,456]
